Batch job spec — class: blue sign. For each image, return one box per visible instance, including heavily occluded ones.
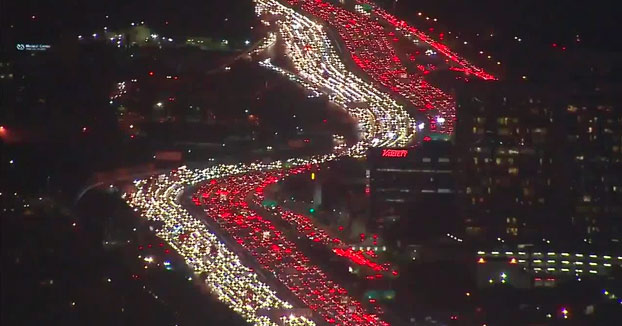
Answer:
[16,43,51,51]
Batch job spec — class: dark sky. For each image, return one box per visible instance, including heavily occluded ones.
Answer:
[3,0,255,44]
[384,0,622,51]
[5,0,620,50]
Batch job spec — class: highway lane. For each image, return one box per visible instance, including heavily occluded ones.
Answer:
[194,169,389,326]
[181,183,317,321]
[125,1,413,324]
[122,0,485,325]
[182,4,407,325]
[126,168,309,326]
[355,0,497,81]
[250,181,396,276]
[282,0,455,134]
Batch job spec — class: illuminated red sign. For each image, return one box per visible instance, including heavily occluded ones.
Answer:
[381,149,409,158]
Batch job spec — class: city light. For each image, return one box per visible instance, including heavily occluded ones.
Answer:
[279,0,456,134]
[4,1,620,326]
[561,307,569,319]
[381,149,409,158]
[123,1,422,324]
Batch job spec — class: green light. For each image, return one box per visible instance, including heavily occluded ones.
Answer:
[309,208,315,213]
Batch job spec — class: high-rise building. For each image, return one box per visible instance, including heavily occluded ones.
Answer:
[455,82,622,243]
[367,141,458,244]
[561,97,622,240]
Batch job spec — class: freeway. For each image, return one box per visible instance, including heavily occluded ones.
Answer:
[247,174,396,277]
[193,169,388,326]
[126,168,308,326]
[283,0,454,134]
[355,0,497,81]
[124,0,484,325]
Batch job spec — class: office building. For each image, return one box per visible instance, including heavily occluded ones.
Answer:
[367,141,458,244]
[455,82,622,242]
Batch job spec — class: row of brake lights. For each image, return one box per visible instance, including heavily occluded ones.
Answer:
[414,8,573,79]
[138,242,171,254]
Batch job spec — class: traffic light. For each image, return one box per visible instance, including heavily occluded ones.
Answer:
[311,172,316,180]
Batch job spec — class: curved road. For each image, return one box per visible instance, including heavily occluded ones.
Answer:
[124,1,495,325]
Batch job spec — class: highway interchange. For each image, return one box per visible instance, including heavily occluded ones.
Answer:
[125,0,495,325]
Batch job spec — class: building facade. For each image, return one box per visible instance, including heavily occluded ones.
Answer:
[367,142,458,244]
[455,82,622,243]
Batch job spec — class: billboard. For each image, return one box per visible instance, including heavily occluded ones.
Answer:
[16,43,51,51]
